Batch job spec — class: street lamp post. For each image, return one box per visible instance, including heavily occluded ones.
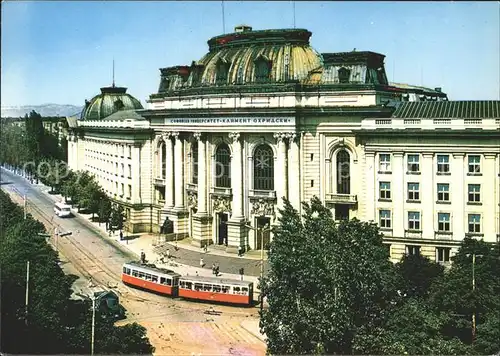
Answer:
[244,222,270,312]
[467,253,484,343]
[91,294,96,356]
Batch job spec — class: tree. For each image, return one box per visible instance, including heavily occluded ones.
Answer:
[110,204,125,232]
[260,197,397,354]
[98,197,112,225]
[394,253,444,299]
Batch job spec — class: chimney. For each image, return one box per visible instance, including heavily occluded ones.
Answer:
[234,25,252,33]
[434,87,442,92]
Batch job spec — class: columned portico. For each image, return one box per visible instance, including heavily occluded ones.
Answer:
[274,132,290,216]
[162,132,175,209]
[192,132,211,246]
[170,132,189,233]
[226,132,247,253]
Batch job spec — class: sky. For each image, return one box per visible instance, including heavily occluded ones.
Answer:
[1,1,499,106]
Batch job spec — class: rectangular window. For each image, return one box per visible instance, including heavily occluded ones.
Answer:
[379,182,391,200]
[437,155,450,173]
[438,213,451,232]
[406,245,421,256]
[407,182,420,201]
[436,247,451,263]
[468,184,481,202]
[468,214,481,233]
[128,164,132,178]
[379,210,391,228]
[468,155,481,173]
[408,211,421,230]
[121,183,124,196]
[407,154,420,172]
[379,154,391,172]
[437,183,450,202]
[128,145,132,158]
[121,163,124,177]
[127,184,132,199]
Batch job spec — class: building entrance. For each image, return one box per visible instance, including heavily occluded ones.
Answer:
[217,212,228,245]
[256,216,271,250]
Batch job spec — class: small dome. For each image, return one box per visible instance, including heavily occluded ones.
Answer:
[80,86,143,121]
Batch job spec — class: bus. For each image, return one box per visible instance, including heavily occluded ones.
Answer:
[54,202,72,217]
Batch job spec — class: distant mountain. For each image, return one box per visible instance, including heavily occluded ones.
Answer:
[1,104,83,118]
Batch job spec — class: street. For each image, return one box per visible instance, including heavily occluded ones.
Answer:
[0,168,266,356]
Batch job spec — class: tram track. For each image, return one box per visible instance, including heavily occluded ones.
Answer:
[3,183,255,317]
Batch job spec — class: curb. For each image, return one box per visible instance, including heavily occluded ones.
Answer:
[240,321,267,344]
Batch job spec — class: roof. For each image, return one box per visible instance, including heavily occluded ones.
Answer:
[389,82,446,95]
[104,109,146,121]
[124,261,180,277]
[391,101,500,119]
[179,275,253,287]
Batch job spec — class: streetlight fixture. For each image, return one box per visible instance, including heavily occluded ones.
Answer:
[244,221,271,312]
[466,252,484,343]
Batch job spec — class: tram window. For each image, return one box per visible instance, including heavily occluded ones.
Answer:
[233,286,241,295]
[138,272,145,279]
[213,285,222,293]
[152,275,158,283]
[185,282,192,289]
[122,267,126,274]
[132,270,138,277]
[242,287,249,295]
[126,268,131,275]
[166,278,172,286]
[173,278,179,287]
[180,281,186,288]
[221,285,230,294]
[160,277,166,285]
[145,273,152,281]
[194,283,203,291]
[203,284,212,292]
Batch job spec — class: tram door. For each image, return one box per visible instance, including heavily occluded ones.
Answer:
[256,217,271,250]
[217,212,228,245]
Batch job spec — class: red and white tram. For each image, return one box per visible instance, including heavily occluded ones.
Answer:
[122,262,254,306]
[178,275,253,306]
[122,261,181,296]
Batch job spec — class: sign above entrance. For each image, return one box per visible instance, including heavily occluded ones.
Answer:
[164,117,295,126]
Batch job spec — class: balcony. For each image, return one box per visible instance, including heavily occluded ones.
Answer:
[325,193,357,205]
[154,177,165,187]
[186,183,197,193]
[210,186,232,197]
[249,189,276,199]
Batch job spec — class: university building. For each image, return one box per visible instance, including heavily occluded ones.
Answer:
[67,25,500,262]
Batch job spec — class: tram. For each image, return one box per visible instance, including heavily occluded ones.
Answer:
[122,261,254,306]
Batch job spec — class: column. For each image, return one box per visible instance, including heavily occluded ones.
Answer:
[483,153,497,242]
[452,153,464,240]
[173,132,185,210]
[162,132,175,209]
[392,152,404,238]
[287,133,300,212]
[195,133,207,214]
[157,138,163,179]
[421,153,434,239]
[132,144,141,202]
[229,132,243,218]
[364,151,376,222]
[274,132,288,212]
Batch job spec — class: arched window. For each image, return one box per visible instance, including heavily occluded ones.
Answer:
[191,142,198,184]
[216,60,229,85]
[161,142,166,179]
[255,58,271,83]
[215,143,231,188]
[338,67,351,84]
[336,149,350,194]
[253,145,274,190]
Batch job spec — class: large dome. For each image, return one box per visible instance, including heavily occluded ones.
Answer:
[195,26,323,86]
[81,86,143,121]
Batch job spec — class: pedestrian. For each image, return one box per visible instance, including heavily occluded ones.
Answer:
[166,249,170,259]
[119,230,123,241]
[215,263,220,276]
[200,257,205,268]
[238,245,243,257]
[203,244,208,253]
[212,263,216,275]
[195,271,199,276]
[140,251,146,264]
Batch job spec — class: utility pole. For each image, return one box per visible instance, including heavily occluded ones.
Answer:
[245,222,270,312]
[23,195,27,219]
[25,261,30,326]
[91,295,96,356]
[472,253,477,343]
